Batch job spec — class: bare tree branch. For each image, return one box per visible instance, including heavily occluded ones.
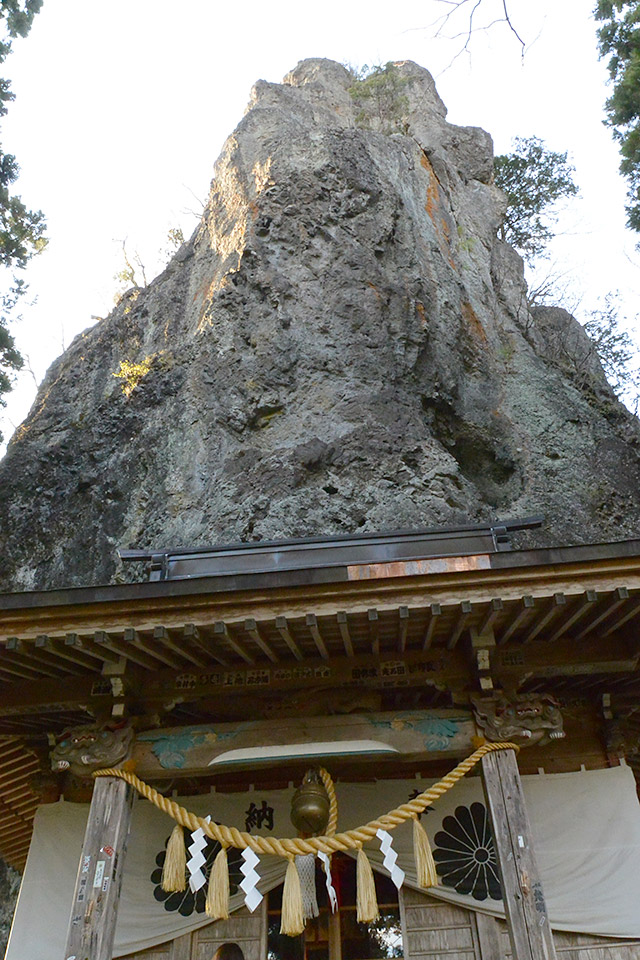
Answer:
[501,0,525,52]
[21,353,39,388]
[433,0,526,63]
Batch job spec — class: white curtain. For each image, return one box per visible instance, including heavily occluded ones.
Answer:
[6,764,640,959]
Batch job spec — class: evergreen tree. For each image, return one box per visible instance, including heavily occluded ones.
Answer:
[595,0,640,235]
[493,136,578,262]
[0,0,46,443]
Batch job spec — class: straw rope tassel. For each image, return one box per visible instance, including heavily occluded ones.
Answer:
[412,816,438,889]
[206,846,230,920]
[162,823,187,892]
[356,845,379,923]
[281,856,305,937]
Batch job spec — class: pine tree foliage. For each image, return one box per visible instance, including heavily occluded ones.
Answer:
[0,0,46,268]
[493,136,578,262]
[596,0,640,234]
[0,0,46,442]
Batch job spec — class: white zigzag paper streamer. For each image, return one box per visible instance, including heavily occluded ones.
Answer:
[317,852,338,913]
[240,847,263,913]
[187,816,211,893]
[376,828,405,890]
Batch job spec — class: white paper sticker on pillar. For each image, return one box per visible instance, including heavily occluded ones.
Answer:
[376,828,405,890]
[240,847,263,913]
[318,852,338,913]
[93,860,105,889]
[187,816,211,893]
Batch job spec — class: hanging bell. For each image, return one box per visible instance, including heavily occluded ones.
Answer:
[290,769,330,836]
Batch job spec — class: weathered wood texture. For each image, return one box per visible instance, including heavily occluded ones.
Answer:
[400,887,480,960]
[192,902,267,960]
[63,775,135,960]
[475,910,503,959]
[117,931,189,960]
[134,710,477,777]
[1,630,634,724]
[401,889,640,960]
[4,546,640,644]
[119,890,640,960]
[117,944,171,960]
[119,902,267,960]
[481,749,557,960]
[498,917,640,959]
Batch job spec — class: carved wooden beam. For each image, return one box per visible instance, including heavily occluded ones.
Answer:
[136,647,468,712]
[0,629,637,723]
[132,709,477,778]
[492,632,638,683]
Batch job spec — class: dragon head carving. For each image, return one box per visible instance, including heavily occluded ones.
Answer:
[471,693,565,747]
[51,723,134,777]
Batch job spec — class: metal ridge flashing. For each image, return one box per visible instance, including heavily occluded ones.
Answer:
[118,516,543,561]
[119,517,543,582]
[2,533,640,611]
[488,537,640,569]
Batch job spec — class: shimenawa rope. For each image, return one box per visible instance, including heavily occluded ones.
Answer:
[93,740,519,934]
[93,741,517,857]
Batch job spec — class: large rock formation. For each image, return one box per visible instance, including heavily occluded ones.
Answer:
[1,59,640,592]
[0,861,20,955]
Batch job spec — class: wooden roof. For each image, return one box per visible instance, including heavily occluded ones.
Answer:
[2,537,640,868]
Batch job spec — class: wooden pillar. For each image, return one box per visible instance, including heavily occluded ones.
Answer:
[328,909,342,960]
[64,775,135,960]
[481,749,557,960]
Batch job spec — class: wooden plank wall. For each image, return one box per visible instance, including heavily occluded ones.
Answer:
[400,889,640,960]
[191,903,267,960]
[118,939,172,960]
[400,888,480,960]
[118,902,266,960]
[121,890,640,960]
[500,919,640,960]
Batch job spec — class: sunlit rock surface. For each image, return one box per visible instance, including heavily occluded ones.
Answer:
[1,59,640,591]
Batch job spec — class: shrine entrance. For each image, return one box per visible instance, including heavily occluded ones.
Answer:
[267,854,403,960]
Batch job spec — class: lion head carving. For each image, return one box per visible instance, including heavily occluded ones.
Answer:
[51,723,134,776]
[471,693,565,747]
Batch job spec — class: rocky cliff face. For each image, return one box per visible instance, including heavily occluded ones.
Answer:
[1,59,640,592]
[0,861,20,955]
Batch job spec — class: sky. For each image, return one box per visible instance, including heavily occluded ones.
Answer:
[0,0,638,449]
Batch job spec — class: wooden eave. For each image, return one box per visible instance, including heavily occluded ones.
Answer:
[3,537,640,636]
